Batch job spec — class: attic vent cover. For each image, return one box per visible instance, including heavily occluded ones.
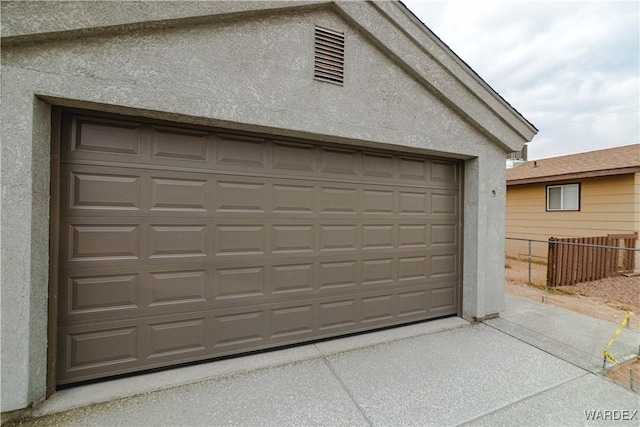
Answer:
[314,26,344,85]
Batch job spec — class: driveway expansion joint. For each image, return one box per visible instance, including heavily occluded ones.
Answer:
[454,373,589,426]
[317,347,375,427]
[484,318,607,373]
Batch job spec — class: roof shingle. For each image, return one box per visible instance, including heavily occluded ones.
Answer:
[507,143,640,185]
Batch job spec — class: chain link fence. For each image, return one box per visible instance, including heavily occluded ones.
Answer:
[505,236,639,289]
[504,237,549,288]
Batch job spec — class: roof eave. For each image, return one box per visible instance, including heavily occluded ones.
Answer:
[332,0,537,152]
[507,166,640,186]
[394,0,537,135]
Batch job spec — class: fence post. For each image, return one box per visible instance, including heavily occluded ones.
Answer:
[547,237,556,287]
[528,239,532,286]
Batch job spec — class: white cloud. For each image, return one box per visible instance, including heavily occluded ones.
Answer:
[402,0,640,159]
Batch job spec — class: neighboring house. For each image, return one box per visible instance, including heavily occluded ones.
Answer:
[505,144,640,259]
[0,1,536,413]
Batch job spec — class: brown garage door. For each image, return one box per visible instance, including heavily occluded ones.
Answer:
[55,109,461,385]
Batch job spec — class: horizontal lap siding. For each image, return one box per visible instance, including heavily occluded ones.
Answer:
[56,111,461,384]
[506,176,637,241]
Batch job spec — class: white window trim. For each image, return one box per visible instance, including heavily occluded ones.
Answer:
[546,183,580,211]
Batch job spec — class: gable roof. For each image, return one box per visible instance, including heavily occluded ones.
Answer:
[0,0,537,152]
[507,143,640,185]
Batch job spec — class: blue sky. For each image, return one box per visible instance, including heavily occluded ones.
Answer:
[401,0,640,159]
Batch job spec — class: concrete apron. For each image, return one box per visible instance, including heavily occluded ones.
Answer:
[4,295,639,426]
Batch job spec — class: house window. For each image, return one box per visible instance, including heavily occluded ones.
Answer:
[546,183,580,211]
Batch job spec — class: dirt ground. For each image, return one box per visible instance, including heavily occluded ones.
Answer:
[505,261,639,392]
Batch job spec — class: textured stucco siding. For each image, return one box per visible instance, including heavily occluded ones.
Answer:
[0,1,323,41]
[1,0,536,151]
[1,3,532,412]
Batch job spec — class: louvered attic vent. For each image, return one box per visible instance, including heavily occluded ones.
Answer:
[314,26,345,85]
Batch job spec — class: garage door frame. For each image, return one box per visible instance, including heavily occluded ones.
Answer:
[46,106,464,392]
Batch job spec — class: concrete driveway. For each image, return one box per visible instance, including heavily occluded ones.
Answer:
[6,295,639,426]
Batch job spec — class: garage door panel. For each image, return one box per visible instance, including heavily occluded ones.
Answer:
[66,222,140,262]
[399,156,428,181]
[399,256,428,282]
[213,265,266,300]
[319,147,359,176]
[318,259,359,290]
[62,115,459,190]
[61,165,460,220]
[362,188,395,215]
[430,254,457,278]
[431,192,458,215]
[362,152,395,179]
[60,325,139,374]
[398,289,428,317]
[362,258,395,286]
[148,269,208,306]
[147,317,207,359]
[66,115,143,159]
[272,141,315,173]
[151,126,209,163]
[398,224,428,248]
[57,284,457,384]
[215,133,267,169]
[271,224,315,254]
[431,223,457,246]
[318,186,358,214]
[362,224,395,250]
[56,111,461,385]
[399,191,428,215]
[270,262,315,294]
[150,177,209,212]
[148,224,208,259]
[270,304,315,339]
[66,169,141,211]
[318,299,358,331]
[272,183,315,214]
[61,272,140,316]
[430,286,457,311]
[58,259,456,313]
[58,267,142,322]
[213,310,265,349]
[361,294,395,324]
[214,223,266,256]
[431,160,459,185]
[319,224,359,252]
[59,248,455,325]
[146,170,213,215]
[215,179,268,214]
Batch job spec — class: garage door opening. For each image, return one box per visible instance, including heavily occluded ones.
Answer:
[50,108,462,386]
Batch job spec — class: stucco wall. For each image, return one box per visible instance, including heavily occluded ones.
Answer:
[1,3,531,412]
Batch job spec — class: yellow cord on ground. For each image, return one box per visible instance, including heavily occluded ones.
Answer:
[602,311,631,365]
